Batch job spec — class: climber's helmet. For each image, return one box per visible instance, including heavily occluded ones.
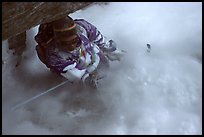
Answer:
[52,16,80,51]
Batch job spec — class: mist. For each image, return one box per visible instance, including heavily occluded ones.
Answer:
[2,2,202,135]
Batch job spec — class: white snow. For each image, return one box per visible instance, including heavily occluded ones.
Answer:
[2,2,202,135]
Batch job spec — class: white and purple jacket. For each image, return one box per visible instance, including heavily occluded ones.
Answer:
[38,19,119,83]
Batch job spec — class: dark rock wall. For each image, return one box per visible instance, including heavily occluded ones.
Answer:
[2,2,93,40]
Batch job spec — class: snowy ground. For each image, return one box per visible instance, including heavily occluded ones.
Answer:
[2,2,202,135]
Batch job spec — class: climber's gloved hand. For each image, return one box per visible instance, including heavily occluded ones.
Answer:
[103,40,126,61]
[106,49,126,61]
[61,62,86,83]
[83,71,100,89]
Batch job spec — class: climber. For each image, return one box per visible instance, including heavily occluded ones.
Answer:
[35,16,124,88]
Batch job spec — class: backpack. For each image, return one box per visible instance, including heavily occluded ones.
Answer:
[35,23,54,65]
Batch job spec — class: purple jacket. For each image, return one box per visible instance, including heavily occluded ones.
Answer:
[45,19,117,74]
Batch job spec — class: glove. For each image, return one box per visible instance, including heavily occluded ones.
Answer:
[61,62,86,83]
[84,71,99,89]
[102,40,126,61]
[102,40,117,52]
[105,49,126,61]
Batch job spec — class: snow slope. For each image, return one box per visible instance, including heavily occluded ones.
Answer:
[2,2,202,135]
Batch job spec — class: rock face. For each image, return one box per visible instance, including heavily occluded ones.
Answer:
[2,2,93,40]
[8,31,26,67]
